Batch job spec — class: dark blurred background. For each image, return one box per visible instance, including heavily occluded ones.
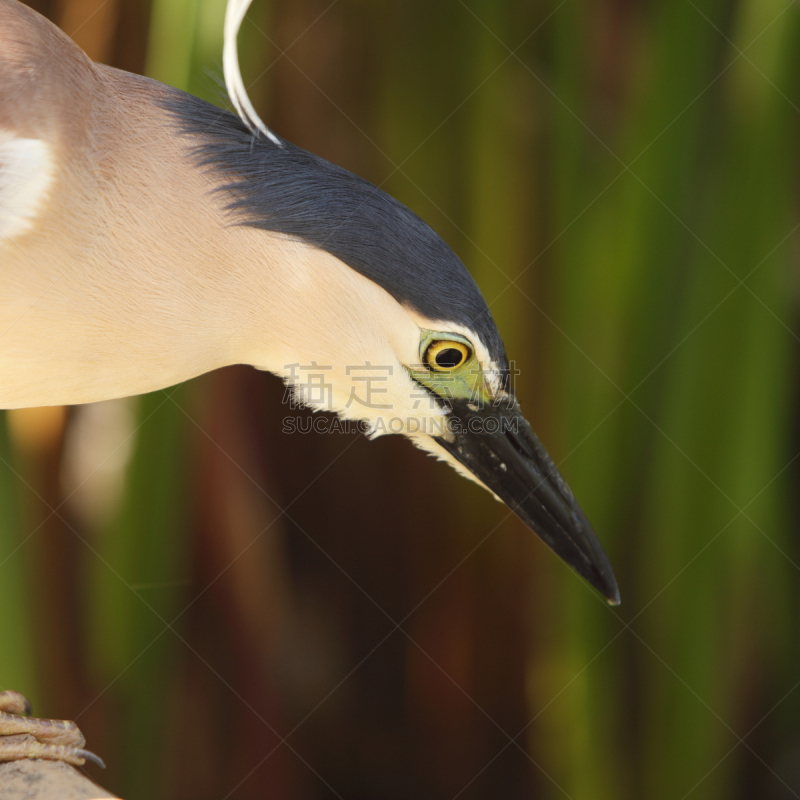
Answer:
[1,0,799,798]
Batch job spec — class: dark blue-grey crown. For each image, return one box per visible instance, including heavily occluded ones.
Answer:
[161,87,507,372]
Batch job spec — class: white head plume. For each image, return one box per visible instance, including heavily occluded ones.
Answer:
[223,0,282,146]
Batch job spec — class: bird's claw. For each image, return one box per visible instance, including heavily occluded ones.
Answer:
[0,691,104,768]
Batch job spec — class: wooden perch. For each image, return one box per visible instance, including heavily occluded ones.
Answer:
[0,752,116,800]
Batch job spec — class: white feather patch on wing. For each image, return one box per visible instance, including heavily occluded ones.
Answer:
[0,135,54,243]
[223,0,282,146]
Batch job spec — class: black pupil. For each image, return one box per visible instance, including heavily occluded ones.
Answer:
[435,347,464,368]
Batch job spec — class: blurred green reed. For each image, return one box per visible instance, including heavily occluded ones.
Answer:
[87,390,190,796]
[0,1,797,799]
[0,418,34,696]
[548,1,798,798]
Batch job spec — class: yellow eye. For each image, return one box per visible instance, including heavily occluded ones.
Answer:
[426,340,471,371]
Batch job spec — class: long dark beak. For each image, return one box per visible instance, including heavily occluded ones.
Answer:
[436,398,620,605]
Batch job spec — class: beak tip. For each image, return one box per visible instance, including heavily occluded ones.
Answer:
[605,584,622,607]
[588,552,620,606]
[576,558,620,605]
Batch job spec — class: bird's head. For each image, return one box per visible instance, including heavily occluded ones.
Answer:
[164,86,619,606]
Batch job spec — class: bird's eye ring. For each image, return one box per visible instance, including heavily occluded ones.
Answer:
[426,340,470,371]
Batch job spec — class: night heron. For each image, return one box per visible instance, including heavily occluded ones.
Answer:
[0,0,618,767]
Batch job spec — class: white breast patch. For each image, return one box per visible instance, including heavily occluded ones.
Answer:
[0,133,54,243]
